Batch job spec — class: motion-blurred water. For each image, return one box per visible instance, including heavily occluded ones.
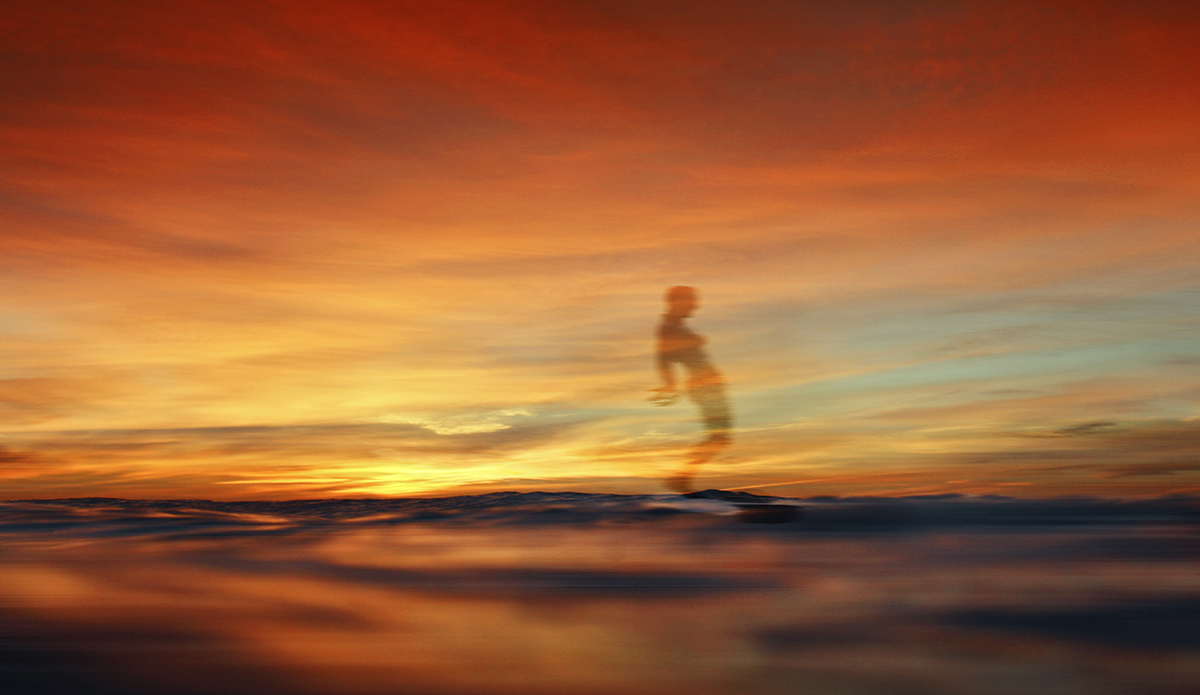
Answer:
[1,492,1197,695]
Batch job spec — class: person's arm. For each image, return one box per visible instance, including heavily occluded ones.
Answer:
[649,325,680,405]
[656,350,675,389]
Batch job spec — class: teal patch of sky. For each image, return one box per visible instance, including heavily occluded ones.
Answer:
[725,286,1199,427]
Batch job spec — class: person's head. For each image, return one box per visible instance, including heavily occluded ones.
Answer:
[664,285,698,317]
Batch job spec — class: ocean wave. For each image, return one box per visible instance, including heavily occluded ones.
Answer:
[2,491,1196,540]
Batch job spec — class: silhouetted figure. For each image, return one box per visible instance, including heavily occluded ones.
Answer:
[650,286,732,492]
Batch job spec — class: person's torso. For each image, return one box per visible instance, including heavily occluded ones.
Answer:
[658,319,720,381]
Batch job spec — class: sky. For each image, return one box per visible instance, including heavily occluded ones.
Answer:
[2,0,1198,499]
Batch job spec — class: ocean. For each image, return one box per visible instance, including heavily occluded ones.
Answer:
[1,491,1197,694]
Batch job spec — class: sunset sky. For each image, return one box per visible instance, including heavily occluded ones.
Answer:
[2,0,1198,499]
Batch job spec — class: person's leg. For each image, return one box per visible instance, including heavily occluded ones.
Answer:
[666,384,732,492]
[694,382,732,441]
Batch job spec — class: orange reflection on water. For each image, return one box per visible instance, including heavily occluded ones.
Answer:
[2,513,1199,695]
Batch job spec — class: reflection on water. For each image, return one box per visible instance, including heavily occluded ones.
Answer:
[1,494,1198,695]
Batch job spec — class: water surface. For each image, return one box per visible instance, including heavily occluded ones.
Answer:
[2,492,1197,694]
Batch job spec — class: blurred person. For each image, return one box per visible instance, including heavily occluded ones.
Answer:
[650,286,732,492]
